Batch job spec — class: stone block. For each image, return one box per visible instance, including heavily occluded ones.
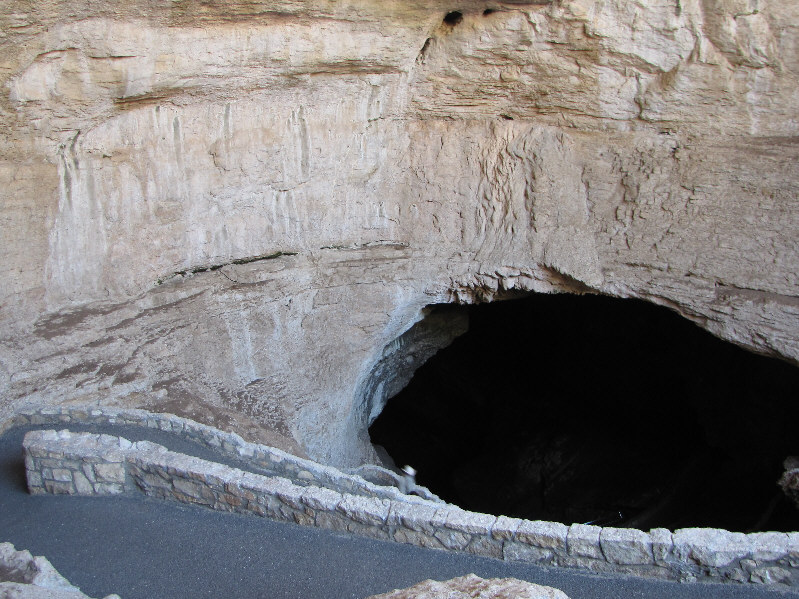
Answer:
[56,459,81,471]
[72,471,94,495]
[51,469,73,483]
[292,510,315,527]
[27,472,42,490]
[130,467,172,491]
[258,495,286,520]
[788,533,799,567]
[237,444,255,458]
[393,528,443,550]
[444,509,497,536]
[649,528,673,564]
[44,480,73,494]
[94,463,126,484]
[465,534,503,559]
[390,501,440,535]
[300,486,342,512]
[730,568,749,584]
[429,508,452,530]
[70,409,88,421]
[217,493,243,508]
[558,555,616,573]
[81,463,97,483]
[751,566,792,585]
[336,495,390,527]
[673,528,750,568]
[248,502,268,517]
[503,541,555,564]
[749,532,789,562]
[518,520,568,552]
[348,520,391,541]
[275,482,306,511]
[434,527,471,551]
[567,524,603,559]
[491,515,522,541]
[24,445,46,459]
[94,483,124,495]
[600,527,653,565]
[316,510,351,533]
[173,477,204,499]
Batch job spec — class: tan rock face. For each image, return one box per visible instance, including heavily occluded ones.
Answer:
[1,0,797,465]
[366,574,570,599]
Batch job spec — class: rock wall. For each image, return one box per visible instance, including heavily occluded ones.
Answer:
[1,0,798,466]
[0,542,118,599]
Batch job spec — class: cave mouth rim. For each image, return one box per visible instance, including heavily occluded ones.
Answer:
[367,291,799,534]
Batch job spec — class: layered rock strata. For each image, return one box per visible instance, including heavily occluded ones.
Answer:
[1,1,798,465]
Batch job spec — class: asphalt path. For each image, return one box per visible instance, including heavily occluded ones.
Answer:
[1,424,798,599]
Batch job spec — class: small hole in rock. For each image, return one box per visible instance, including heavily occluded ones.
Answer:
[483,9,497,16]
[443,11,463,26]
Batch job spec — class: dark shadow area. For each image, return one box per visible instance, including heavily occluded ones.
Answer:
[0,451,27,494]
[443,11,464,26]
[369,293,799,532]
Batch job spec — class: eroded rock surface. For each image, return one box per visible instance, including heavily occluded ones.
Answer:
[1,0,798,465]
[366,574,569,599]
[779,457,799,511]
[0,542,118,599]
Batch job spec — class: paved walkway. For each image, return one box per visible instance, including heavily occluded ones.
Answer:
[1,424,797,599]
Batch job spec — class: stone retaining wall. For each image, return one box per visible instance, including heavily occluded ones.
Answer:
[4,406,439,503]
[23,428,799,589]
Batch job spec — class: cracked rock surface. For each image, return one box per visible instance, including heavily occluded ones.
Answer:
[366,573,569,599]
[1,0,798,466]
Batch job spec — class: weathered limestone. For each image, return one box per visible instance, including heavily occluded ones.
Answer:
[0,0,798,469]
[21,423,799,588]
[0,542,119,599]
[365,574,570,599]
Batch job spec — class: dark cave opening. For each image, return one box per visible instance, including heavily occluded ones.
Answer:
[368,293,799,533]
[443,11,464,26]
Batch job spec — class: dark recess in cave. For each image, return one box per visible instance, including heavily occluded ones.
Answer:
[443,11,464,26]
[369,293,799,533]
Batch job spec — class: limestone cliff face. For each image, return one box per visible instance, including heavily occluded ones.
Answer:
[1,0,797,465]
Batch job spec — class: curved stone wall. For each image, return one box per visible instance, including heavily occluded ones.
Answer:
[3,406,440,503]
[13,408,799,589]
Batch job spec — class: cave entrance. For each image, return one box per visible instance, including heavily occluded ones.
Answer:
[368,293,799,533]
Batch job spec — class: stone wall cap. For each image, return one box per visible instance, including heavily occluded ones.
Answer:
[567,523,603,559]
[599,527,653,565]
[517,520,568,550]
[748,531,789,562]
[673,528,751,568]
[444,509,497,535]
